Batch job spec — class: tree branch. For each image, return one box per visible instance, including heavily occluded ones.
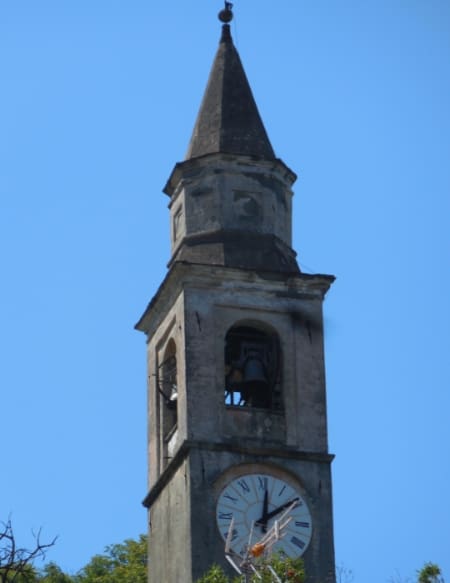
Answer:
[0,519,57,583]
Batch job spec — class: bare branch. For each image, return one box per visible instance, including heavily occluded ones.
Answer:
[0,519,57,583]
[336,563,354,583]
[387,570,413,583]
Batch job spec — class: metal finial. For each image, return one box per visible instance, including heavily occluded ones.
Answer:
[218,1,233,23]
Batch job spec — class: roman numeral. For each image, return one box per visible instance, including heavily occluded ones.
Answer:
[295,521,310,529]
[278,485,286,497]
[224,528,238,542]
[290,536,305,549]
[258,477,268,490]
[224,493,238,503]
[218,512,233,520]
[237,479,250,493]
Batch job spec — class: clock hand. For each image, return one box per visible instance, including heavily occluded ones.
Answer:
[257,497,299,524]
[257,489,269,533]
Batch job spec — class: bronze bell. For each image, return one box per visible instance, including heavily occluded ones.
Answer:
[241,357,271,408]
[242,357,267,384]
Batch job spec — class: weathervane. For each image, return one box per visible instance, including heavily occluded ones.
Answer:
[218,1,233,23]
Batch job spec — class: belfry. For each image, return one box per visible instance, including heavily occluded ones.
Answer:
[136,5,336,582]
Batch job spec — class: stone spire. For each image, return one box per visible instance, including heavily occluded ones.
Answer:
[163,5,299,275]
[185,12,275,161]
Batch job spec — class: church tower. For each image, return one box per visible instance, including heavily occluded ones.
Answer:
[136,6,336,582]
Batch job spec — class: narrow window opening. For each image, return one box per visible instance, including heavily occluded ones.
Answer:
[173,206,183,241]
[224,325,281,410]
[158,340,178,439]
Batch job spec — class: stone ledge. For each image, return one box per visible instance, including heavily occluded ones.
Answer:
[142,438,334,508]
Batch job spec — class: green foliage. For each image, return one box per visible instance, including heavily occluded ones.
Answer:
[73,535,147,583]
[3,528,444,583]
[195,564,239,583]
[29,534,148,583]
[0,519,56,583]
[0,564,37,583]
[417,563,443,583]
[196,554,305,583]
[263,554,305,582]
[38,563,73,583]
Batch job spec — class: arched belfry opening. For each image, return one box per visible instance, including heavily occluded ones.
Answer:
[224,323,282,410]
[157,339,178,447]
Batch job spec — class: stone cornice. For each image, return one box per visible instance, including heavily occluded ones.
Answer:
[135,262,335,337]
[142,439,335,508]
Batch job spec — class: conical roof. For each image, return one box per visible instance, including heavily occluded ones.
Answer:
[185,24,275,160]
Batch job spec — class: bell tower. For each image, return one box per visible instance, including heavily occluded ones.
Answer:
[136,5,336,583]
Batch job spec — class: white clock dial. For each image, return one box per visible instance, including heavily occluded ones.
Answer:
[216,473,312,558]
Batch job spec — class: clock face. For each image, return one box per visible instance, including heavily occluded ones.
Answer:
[216,472,312,558]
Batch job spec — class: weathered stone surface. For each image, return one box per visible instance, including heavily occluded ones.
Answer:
[185,24,275,161]
[138,264,336,582]
[137,14,337,583]
[164,153,299,273]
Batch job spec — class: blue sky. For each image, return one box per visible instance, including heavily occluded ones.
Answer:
[1,1,449,582]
